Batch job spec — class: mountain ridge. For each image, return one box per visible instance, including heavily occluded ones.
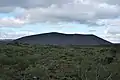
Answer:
[12,32,112,45]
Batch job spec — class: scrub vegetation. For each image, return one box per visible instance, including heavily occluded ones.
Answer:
[0,43,119,80]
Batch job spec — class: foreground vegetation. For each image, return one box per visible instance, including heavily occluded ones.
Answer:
[0,44,120,80]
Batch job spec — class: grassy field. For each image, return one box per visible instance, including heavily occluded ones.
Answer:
[0,44,120,80]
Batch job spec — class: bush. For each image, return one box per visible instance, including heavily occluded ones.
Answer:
[0,44,119,80]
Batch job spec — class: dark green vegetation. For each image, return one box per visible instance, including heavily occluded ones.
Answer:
[0,44,120,80]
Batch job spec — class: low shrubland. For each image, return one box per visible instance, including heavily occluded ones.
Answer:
[0,44,119,80]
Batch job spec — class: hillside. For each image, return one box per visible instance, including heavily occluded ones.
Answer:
[13,32,112,45]
[0,39,13,44]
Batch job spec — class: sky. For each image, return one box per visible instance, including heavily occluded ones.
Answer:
[0,0,120,43]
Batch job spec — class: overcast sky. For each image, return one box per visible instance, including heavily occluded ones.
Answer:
[0,0,120,43]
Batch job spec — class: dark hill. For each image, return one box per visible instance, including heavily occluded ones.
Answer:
[13,32,112,45]
[0,39,13,44]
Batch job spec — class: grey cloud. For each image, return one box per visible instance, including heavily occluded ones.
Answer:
[104,35,120,43]
[0,0,120,27]
[107,30,120,35]
[24,2,120,25]
[89,0,120,5]
[0,0,30,8]
[0,0,72,9]
[105,26,120,35]
[0,0,119,11]
[0,7,15,13]
[100,0,120,5]
[0,31,35,39]
[0,17,28,27]
[88,29,96,32]
[103,26,120,43]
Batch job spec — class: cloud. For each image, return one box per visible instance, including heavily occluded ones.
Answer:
[22,1,120,25]
[0,8,29,27]
[94,0,120,5]
[0,16,28,27]
[0,7,15,13]
[96,18,120,26]
[0,31,35,39]
[0,0,72,11]
[103,26,120,43]
[0,0,120,26]
[104,35,120,43]
[105,26,120,35]
[0,0,120,9]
